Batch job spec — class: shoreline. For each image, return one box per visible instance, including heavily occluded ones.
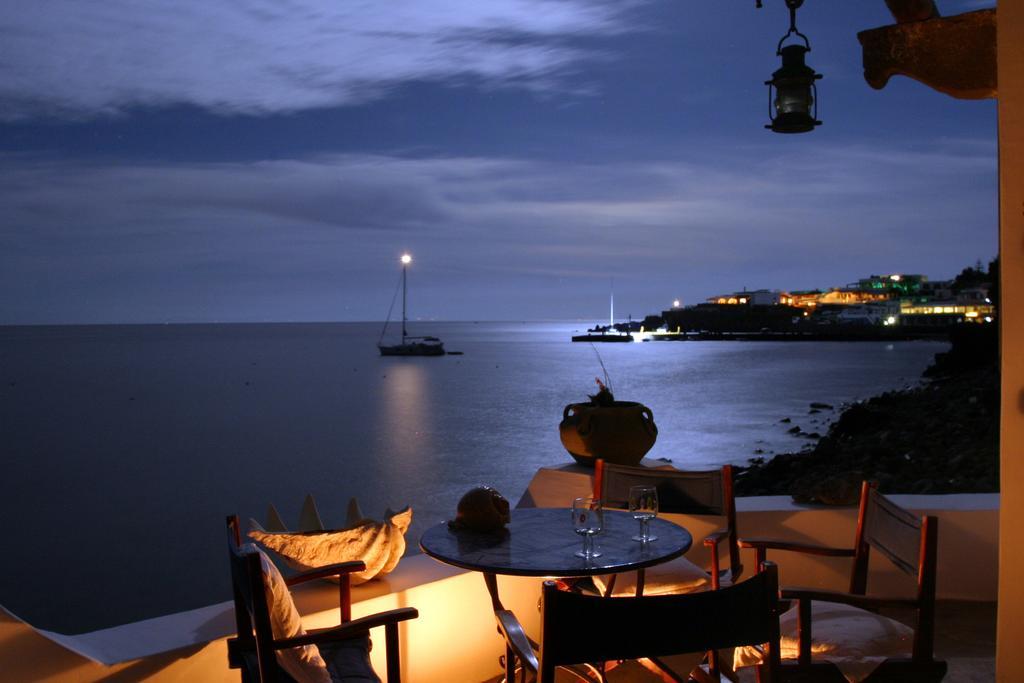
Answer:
[735,326,999,503]
[643,329,950,342]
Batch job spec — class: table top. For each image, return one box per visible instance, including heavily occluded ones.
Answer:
[419,507,692,577]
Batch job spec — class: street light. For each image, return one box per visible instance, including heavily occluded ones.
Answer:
[761,0,822,134]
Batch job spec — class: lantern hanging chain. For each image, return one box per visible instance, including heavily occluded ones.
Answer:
[776,0,811,54]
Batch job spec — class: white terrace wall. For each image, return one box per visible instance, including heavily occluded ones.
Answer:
[0,556,546,683]
[0,466,998,683]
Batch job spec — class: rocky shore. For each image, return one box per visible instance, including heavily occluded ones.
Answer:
[735,326,999,504]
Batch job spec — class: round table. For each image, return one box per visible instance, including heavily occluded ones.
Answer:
[420,507,692,610]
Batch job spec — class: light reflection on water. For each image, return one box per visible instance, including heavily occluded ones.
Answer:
[378,362,437,487]
[0,322,947,632]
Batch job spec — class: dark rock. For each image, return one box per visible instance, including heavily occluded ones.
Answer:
[832,403,888,437]
[809,409,821,414]
[787,426,801,434]
[735,352,998,501]
[810,402,834,410]
[780,417,791,423]
[792,473,863,506]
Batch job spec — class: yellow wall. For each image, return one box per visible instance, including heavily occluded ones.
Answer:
[998,2,1024,679]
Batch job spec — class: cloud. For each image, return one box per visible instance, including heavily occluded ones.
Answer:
[0,0,640,121]
[0,140,997,322]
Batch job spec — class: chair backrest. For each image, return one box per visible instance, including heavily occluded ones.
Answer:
[595,460,741,576]
[849,482,939,661]
[226,514,279,681]
[537,564,781,682]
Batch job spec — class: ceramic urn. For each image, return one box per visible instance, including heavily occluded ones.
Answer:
[558,400,658,467]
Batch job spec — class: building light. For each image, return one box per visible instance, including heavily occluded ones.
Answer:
[965,311,979,318]
[985,316,993,323]
[739,297,748,304]
[890,274,901,282]
[884,316,897,326]
[673,299,681,308]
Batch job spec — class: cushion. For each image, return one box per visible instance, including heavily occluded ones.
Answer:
[320,637,380,683]
[733,601,915,683]
[243,543,332,683]
[592,556,712,597]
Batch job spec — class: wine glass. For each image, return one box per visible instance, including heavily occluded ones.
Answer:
[571,496,604,559]
[629,485,659,542]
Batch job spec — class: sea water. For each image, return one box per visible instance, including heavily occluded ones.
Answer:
[0,322,945,632]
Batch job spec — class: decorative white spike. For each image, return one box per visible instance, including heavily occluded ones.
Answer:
[298,494,324,532]
[265,504,288,532]
[346,498,366,527]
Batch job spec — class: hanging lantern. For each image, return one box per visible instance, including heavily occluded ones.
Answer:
[766,44,822,133]
[762,0,822,134]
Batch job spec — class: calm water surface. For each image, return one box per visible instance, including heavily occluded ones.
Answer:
[0,322,945,632]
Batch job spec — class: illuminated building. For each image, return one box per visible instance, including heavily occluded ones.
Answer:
[706,289,789,306]
[899,301,996,326]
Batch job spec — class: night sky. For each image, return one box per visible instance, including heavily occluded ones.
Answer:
[0,1,998,324]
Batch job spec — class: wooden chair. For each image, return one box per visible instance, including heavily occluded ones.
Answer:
[593,459,743,595]
[226,515,418,683]
[496,564,783,683]
[737,481,946,682]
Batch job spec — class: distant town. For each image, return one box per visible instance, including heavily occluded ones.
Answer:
[611,260,998,339]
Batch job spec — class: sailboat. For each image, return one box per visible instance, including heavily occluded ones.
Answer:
[571,283,633,342]
[378,253,446,357]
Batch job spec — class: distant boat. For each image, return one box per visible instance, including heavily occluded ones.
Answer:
[571,283,634,343]
[378,254,445,357]
[571,331,633,342]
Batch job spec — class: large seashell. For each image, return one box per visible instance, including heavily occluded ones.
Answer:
[248,495,412,584]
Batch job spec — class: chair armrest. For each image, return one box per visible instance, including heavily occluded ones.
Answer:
[274,608,420,649]
[285,561,367,586]
[738,537,856,557]
[781,587,920,610]
[495,610,539,674]
[703,528,729,548]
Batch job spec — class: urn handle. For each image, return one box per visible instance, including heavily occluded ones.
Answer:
[563,404,593,436]
[640,405,658,437]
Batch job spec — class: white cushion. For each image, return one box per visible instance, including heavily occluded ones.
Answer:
[592,556,712,597]
[243,543,332,683]
[733,601,914,683]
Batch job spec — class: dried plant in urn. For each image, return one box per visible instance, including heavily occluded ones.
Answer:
[559,374,658,468]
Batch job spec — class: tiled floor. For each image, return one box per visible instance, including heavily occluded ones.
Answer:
[483,601,996,682]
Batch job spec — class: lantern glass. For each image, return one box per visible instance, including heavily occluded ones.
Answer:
[774,84,812,116]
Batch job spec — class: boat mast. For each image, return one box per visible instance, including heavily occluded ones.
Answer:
[401,253,411,343]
